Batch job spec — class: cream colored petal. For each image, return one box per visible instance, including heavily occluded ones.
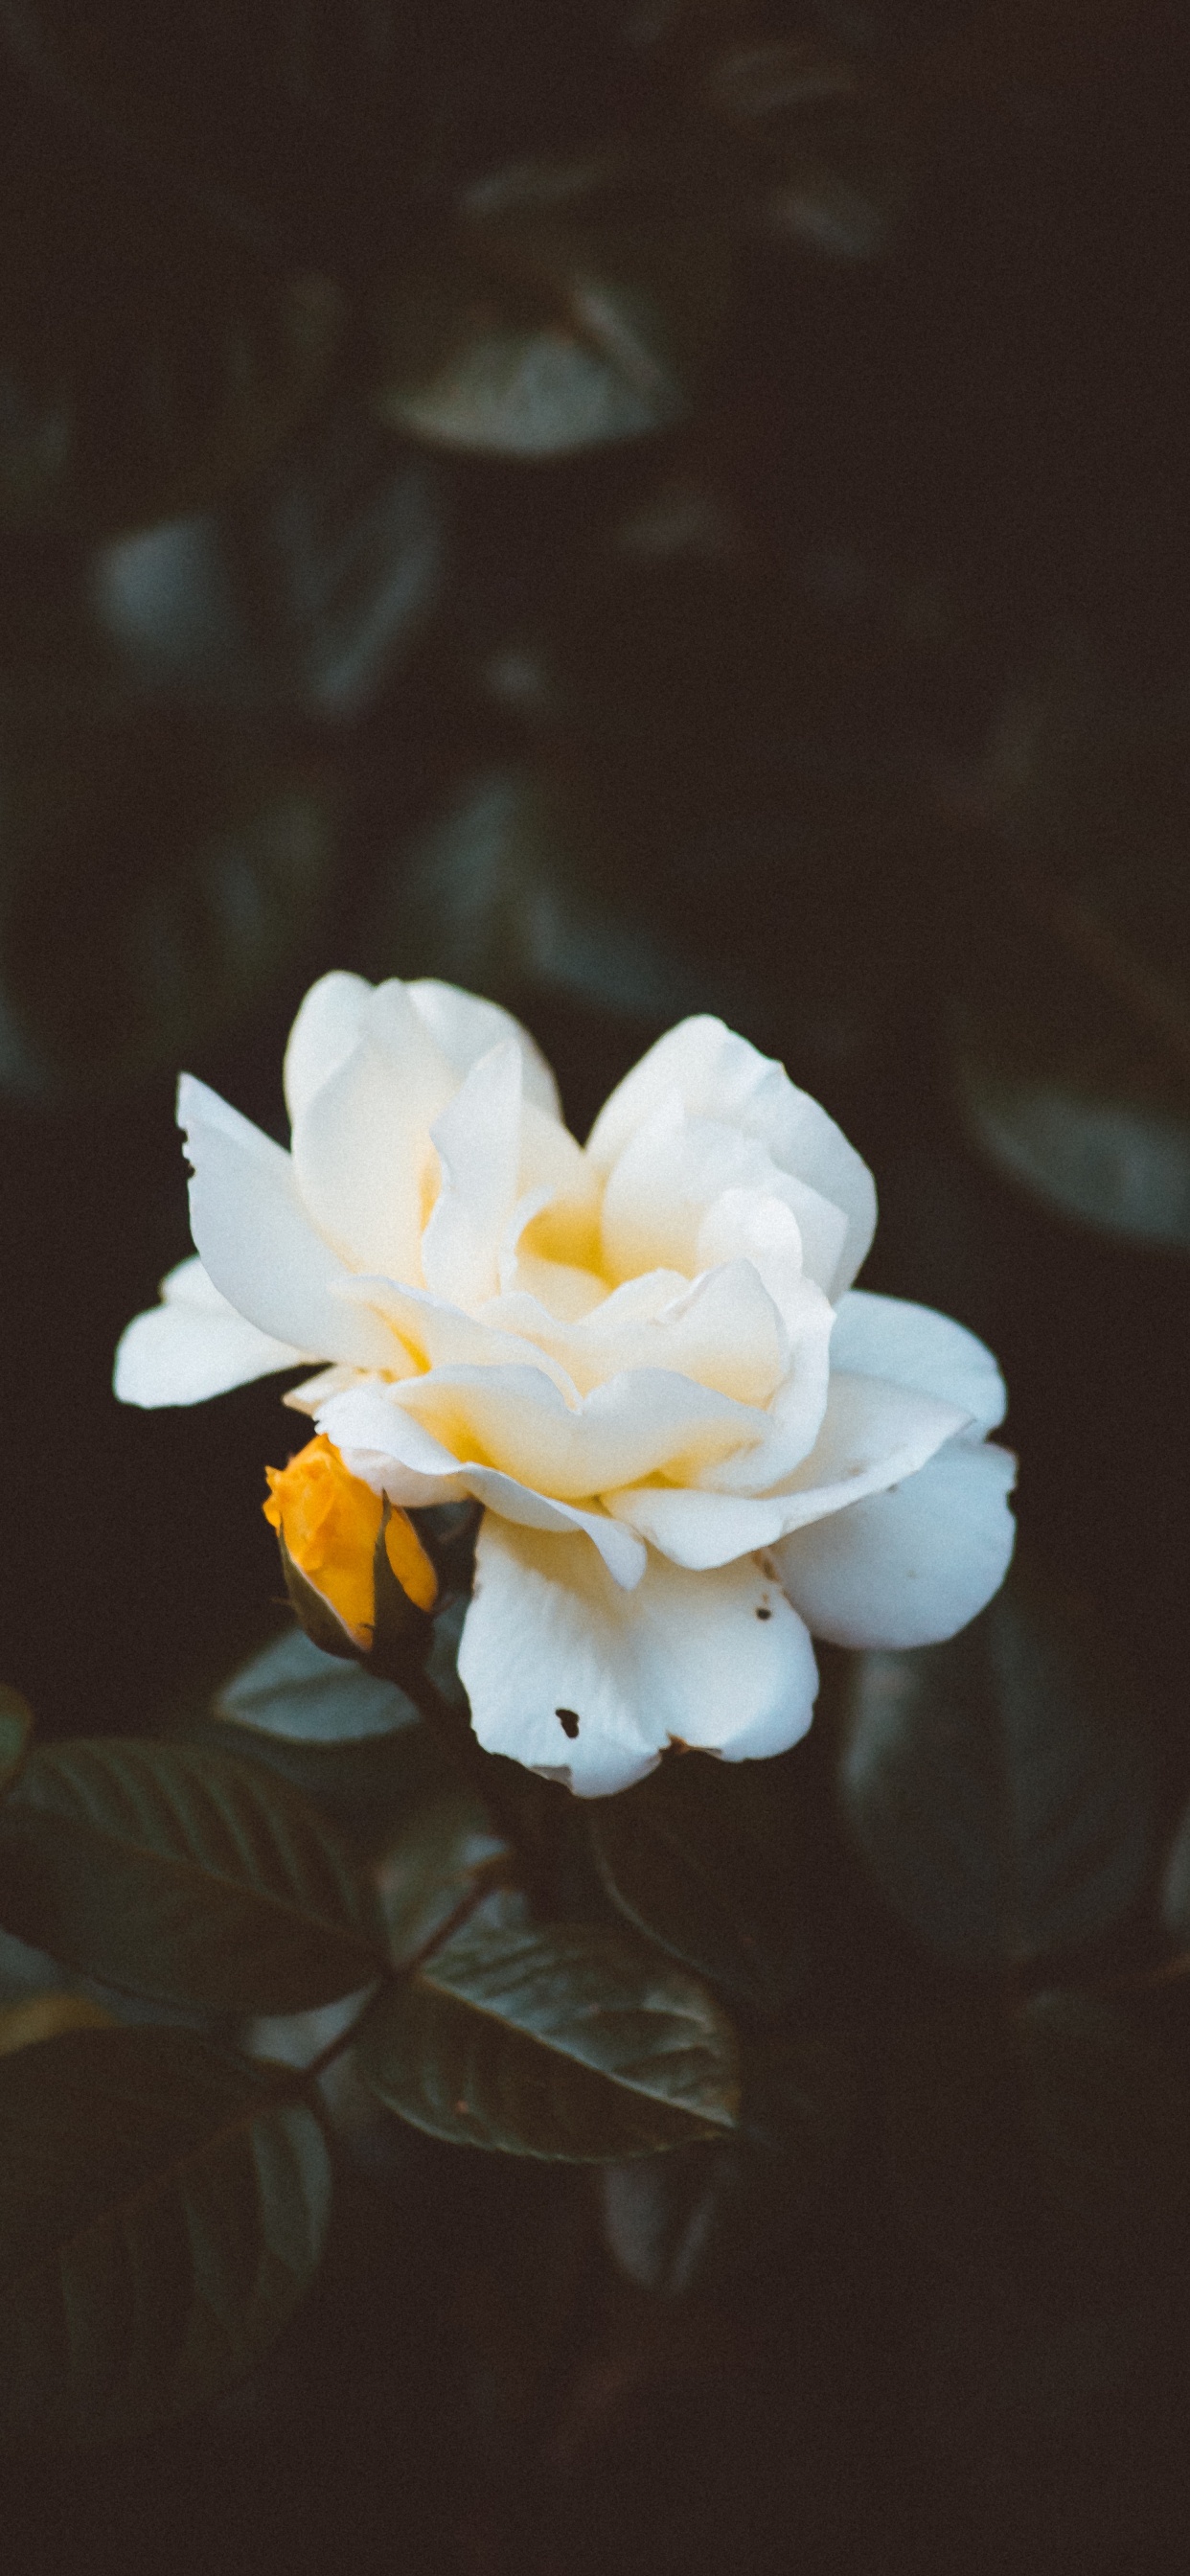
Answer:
[458,1519,817,1796]
[587,1015,874,1296]
[334,1274,581,1399]
[178,1074,393,1368]
[393,1363,765,1500]
[407,978,561,1116]
[114,1257,304,1405]
[421,1042,523,1311]
[773,1435,1017,1647]
[480,1260,787,1406]
[828,1290,1007,1436]
[289,979,457,1281]
[607,1368,969,1564]
[283,972,371,1124]
[697,1182,845,1313]
[320,1385,645,1584]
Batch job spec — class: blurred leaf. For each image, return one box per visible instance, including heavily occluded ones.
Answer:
[591,1753,810,2018]
[0,125,338,537]
[371,200,727,457]
[369,763,711,1024]
[0,702,333,1093]
[600,2029,858,2290]
[0,1687,32,1797]
[214,1626,420,1746]
[92,413,444,721]
[840,1571,1155,1973]
[0,1739,385,2012]
[947,652,1190,1249]
[360,1902,739,2158]
[377,1791,512,1966]
[1157,1796,1190,1949]
[885,1991,1190,2313]
[0,1992,114,2056]
[0,2026,331,2445]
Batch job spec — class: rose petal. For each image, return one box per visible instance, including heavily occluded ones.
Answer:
[828,1290,1007,1435]
[480,1259,789,1406]
[320,1383,647,1586]
[283,971,371,1124]
[289,979,458,1281]
[458,1517,818,1796]
[586,1015,875,1296]
[114,1256,304,1405]
[606,1369,969,1565]
[394,1362,765,1499]
[772,1434,1017,1646]
[407,978,561,1116]
[178,1075,394,1368]
[421,1042,523,1310]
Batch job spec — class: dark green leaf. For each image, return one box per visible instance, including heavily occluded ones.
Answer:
[0,1993,115,2057]
[377,1791,511,1966]
[601,2030,858,2291]
[360,1905,739,2159]
[947,653,1190,1250]
[884,1992,1190,2312]
[94,415,442,722]
[371,207,726,458]
[214,1626,420,1745]
[0,702,334,1094]
[0,126,338,537]
[1157,1795,1190,1947]
[591,1754,809,2017]
[840,1570,1155,1972]
[0,1687,32,1798]
[0,2026,331,2445]
[0,1740,384,2012]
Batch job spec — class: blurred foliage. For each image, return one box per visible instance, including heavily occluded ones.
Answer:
[1,0,1189,2565]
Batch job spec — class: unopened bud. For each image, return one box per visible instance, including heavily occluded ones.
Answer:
[263,1435,437,1658]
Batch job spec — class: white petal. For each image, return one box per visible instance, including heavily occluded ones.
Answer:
[319,1383,647,1586]
[393,1362,765,1499]
[587,1015,875,1296]
[606,1368,970,1564]
[480,1259,788,1406]
[773,1435,1017,1646]
[283,972,371,1124]
[407,978,561,1116]
[335,1273,581,1397]
[289,980,457,1280]
[114,1256,304,1405]
[458,1518,818,1796]
[178,1074,394,1368]
[829,1290,1007,1435]
[421,1042,523,1310]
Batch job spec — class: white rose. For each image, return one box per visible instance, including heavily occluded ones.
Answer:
[116,975,1016,1795]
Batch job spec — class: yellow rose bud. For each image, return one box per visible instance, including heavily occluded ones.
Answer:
[263,1435,436,1650]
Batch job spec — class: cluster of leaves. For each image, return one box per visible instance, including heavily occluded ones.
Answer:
[2,1537,1190,2463]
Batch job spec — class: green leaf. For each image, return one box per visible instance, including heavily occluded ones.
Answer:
[0,701,334,1094]
[884,1992,1190,2313]
[947,650,1190,1249]
[371,204,727,458]
[214,1626,421,1745]
[377,1792,511,1967]
[0,2027,331,2446]
[0,1688,32,1799]
[840,1570,1155,1972]
[0,125,338,537]
[591,1754,809,2017]
[0,1740,385,2012]
[360,1906,740,2160]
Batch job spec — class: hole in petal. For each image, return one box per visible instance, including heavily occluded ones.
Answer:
[556,1707,581,1738]
[756,1605,772,1621]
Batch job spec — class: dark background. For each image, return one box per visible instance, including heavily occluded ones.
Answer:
[2,2,1190,2567]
